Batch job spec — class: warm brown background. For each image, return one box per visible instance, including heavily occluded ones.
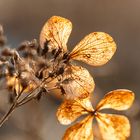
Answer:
[0,0,140,140]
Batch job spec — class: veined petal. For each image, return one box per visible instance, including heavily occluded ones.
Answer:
[61,65,95,99]
[70,32,116,66]
[57,98,94,125]
[40,16,72,52]
[96,113,130,140]
[63,115,94,140]
[96,89,135,111]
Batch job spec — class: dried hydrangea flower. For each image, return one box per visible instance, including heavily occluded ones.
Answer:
[39,16,116,99]
[57,89,135,140]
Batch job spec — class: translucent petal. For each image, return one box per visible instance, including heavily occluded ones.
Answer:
[63,115,94,140]
[96,89,135,111]
[57,98,94,125]
[61,65,95,99]
[70,32,116,66]
[40,16,72,52]
[96,113,130,140]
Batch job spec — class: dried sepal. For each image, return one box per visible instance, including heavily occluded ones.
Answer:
[70,32,116,66]
[6,75,37,95]
[57,98,94,125]
[6,76,22,95]
[96,113,130,140]
[96,89,135,111]
[63,115,94,140]
[61,65,95,99]
[40,16,72,52]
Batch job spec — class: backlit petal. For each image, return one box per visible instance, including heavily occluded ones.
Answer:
[63,115,94,140]
[96,89,135,111]
[57,98,94,125]
[61,65,95,99]
[96,113,130,140]
[40,16,72,52]
[70,32,116,66]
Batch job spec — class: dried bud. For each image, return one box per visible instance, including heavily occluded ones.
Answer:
[1,48,13,56]
[17,42,27,51]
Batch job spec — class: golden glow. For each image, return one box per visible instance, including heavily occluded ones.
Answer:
[70,32,116,66]
[57,89,135,140]
[96,89,135,111]
[96,113,130,140]
[62,65,95,99]
[40,16,72,52]
[63,115,94,140]
[57,98,94,125]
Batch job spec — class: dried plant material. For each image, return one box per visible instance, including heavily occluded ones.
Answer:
[0,16,116,101]
[75,98,94,112]
[57,98,94,125]
[6,76,22,94]
[57,89,135,140]
[63,115,94,140]
[69,32,116,66]
[61,65,95,99]
[0,16,134,140]
[39,15,97,99]
[96,113,130,140]
[38,16,116,99]
[6,76,37,95]
[96,89,135,111]
[40,16,72,52]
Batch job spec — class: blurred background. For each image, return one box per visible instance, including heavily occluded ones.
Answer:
[0,0,140,139]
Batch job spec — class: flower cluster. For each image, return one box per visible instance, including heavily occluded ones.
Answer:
[0,16,134,140]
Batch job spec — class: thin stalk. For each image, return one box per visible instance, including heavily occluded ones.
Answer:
[17,96,35,107]
[0,83,23,127]
[0,101,17,127]
[17,76,51,105]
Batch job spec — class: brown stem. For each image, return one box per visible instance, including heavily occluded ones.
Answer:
[0,85,23,127]
[17,96,34,107]
[0,102,17,127]
[17,76,50,105]
[0,75,52,127]
[17,86,39,105]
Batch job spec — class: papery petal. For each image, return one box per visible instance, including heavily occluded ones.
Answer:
[40,16,72,52]
[96,89,135,111]
[63,115,94,140]
[70,32,116,66]
[96,113,130,140]
[57,98,94,125]
[61,65,95,99]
